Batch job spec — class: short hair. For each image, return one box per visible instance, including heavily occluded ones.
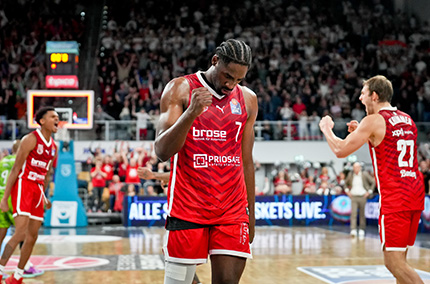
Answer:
[215,39,252,68]
[35,106,55,125]
[363,75,393,103]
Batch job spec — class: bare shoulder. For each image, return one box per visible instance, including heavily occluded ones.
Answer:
[239,85,258,117]
[20,132,37,148]
[360,113,386,146]
[161,77,190,104]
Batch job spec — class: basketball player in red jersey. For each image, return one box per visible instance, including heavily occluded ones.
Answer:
[320,75,424,284]
[155,39,257,284]
[0,107,59,284]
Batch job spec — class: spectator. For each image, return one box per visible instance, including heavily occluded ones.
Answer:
[273,170,292,195]
[108,175,124,212]
[90,159,107,212]
[345,162,375,237]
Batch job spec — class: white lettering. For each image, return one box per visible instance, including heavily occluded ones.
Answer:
[129,202,164,220]
[47,76,77,87]
[389,115,412,126]
[192,127,227,140]
[27,171,45,181]
[392,129,404,137]
[31,158,47,169]
[400,169,417,178]
[255,201,324,220]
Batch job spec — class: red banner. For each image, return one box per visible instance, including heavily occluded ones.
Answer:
[46,75,79,89]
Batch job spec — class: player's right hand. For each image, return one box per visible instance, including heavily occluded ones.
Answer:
[188,87,212,117]
[0,198,9,212]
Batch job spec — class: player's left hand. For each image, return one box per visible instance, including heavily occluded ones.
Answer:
[45,199,52,210]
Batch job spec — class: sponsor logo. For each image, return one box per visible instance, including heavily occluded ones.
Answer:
[392,128,414,137]
[37,144,44,155]
[50,201,78,226]
[28,171,45,181]
[52,148,56,156]
[193,154,208,168]
[400,169,417,178]
[216,105,225,113]
[192,127,227,141]
[31,158,47,169]
[388,115,412,126]
[240,223,249,245]
[193,154,240,168]
[46,75,79,89]
[230,99,242,115]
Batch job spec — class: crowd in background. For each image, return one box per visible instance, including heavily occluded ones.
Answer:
[0,0,430,140]
[1,0,430,212]
[96,0,430,141]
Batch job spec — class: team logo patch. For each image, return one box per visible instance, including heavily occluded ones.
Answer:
[193,154,208,168]
[52,148,56,156]
[37,144,44,155]
[230,99,242,115]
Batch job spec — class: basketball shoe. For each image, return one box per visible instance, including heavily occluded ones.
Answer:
[5,274,23,284]
[23,266,44,278]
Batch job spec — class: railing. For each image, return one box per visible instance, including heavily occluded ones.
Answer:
[2,119,430,142]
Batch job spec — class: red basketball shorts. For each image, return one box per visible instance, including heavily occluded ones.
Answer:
[11,179,45,221]
[163,223,252,264]
[379,210,421,251]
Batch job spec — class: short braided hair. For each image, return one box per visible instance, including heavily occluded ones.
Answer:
[215,39,252,68]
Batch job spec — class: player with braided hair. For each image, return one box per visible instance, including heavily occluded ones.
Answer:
[155,39,257,284]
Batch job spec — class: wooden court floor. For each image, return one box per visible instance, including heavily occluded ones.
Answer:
[3,225,430,284]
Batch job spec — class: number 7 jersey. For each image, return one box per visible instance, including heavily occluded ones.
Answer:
[166,71,249,225]
[369,107,424,214]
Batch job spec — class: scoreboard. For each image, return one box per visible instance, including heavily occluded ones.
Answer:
[46,41,79,89]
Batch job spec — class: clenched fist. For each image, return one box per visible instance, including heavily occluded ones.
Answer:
[319,115,334,133]
[188,87,212,117]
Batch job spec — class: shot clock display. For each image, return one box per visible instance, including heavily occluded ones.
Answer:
[46,41,79,89]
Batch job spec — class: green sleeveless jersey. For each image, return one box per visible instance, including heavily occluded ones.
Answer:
[0,154,16,192]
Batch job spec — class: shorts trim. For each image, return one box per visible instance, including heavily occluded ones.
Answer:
[385,247,407,252]
[30,215,43,221]
[209,249,252,259]
[12,212,43,222]
[13,212,30,218]
[164,255,207,265]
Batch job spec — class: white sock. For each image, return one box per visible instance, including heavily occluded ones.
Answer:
[24,261,32,271]
[0,264,4,274]
[14,268,24,280]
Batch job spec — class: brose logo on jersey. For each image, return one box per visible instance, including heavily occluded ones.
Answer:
[193,154,240,168]
[192,127,227,141]
[31,158,47,169]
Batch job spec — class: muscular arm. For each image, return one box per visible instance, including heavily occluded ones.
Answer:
[154,78,212,161]
[0,134,36,210]
[319,114,385,158]
[137,167,170,183]
[241,87,258,244]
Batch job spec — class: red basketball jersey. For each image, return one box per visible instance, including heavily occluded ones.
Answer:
[19,129,57,185]
[369,107,424,214]
[167,71,249,225]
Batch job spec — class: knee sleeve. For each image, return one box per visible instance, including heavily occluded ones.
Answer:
[164,262,196,284]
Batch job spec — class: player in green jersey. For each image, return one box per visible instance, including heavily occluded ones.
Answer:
[0,140,44,278]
